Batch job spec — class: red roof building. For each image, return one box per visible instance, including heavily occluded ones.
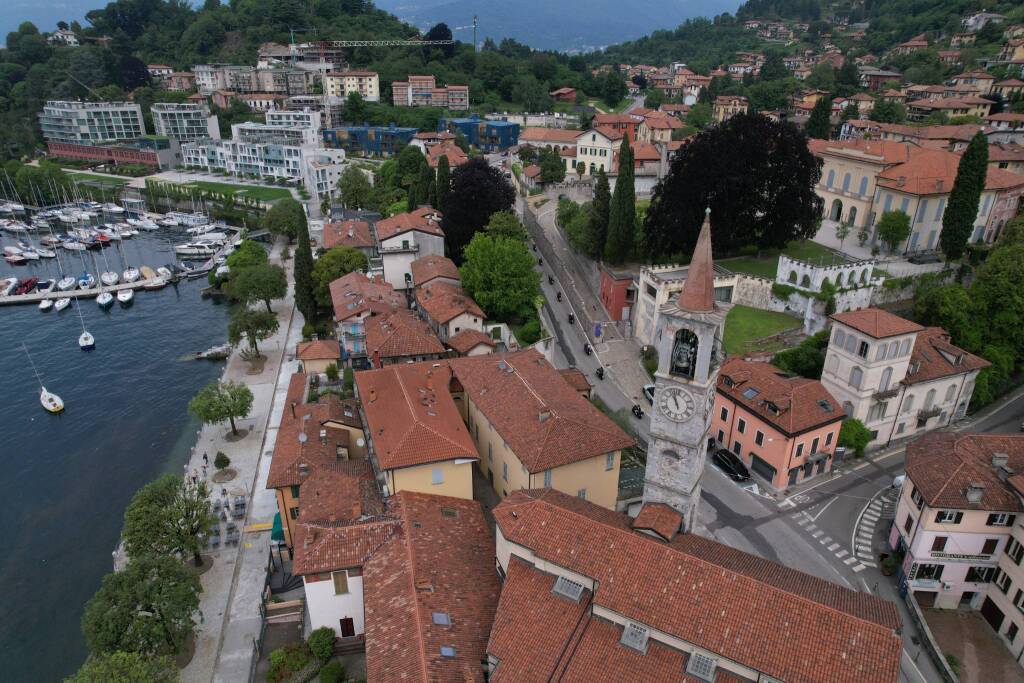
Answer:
[364,308,446,367]
[409,254,460,288]
[447,328,497,356]
[323,220,375,256]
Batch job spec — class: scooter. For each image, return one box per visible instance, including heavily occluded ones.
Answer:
[583,343,592,356]
[568,313,575,324]
[596,367,604,380]
[556,292,562,302]
[538,258,544,266]
[548,275,554,285]
[632,404,645,419]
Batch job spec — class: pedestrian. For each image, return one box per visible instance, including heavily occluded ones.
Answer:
[202,464,208,478]
[191,468,198,485]
[203,452,209,466]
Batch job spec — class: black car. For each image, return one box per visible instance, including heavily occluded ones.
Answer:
[711,449,751,482]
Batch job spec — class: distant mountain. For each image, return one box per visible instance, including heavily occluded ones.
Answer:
[373,0,745,52]
[2,0,97,42]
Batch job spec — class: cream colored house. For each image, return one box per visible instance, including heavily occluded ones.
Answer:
[574,126,621,175]
[808,138,911,227]
[323,70,380,102]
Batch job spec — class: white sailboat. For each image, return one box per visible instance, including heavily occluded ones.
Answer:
[96,290,114,309]
[54,297,71,311]
[75,299,95,350]
[23,344,64,414]
[99,247,119,286]
[39,298,53,311]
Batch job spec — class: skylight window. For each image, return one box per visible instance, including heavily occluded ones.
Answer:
[686,652,718,681]
[552,576,585,602]
[620,621,649,653]
[432,612,451,626]
[440,646,456,658]
[818,399,834,412]
[742,387,760,400]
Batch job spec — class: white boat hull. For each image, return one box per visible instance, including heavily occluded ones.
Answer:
[40,387,64,413]
[117,289,134,305]
[79,331,95,350]
[122,268,140,283]
[100,272,119,286]
[39,299,53,311]
[56,277,77,291]
[97,292,114,309]
[54,298,71,311]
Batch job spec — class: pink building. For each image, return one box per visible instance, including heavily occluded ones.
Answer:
[713,358,844,490]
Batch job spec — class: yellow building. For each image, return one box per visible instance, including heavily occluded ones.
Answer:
[713,95,749,123]
[354,362,478,500]
[323,70,380,102]
[450,350,634,510]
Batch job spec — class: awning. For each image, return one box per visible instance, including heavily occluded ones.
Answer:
[271,511,284,542]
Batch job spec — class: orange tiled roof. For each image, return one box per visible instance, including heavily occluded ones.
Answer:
[902,327,990,386]
[297,460,384,524]
[557,367,591,394]
[296,339,340,361]
[323,220,374,250]
[492,489,902,683]
[375,207,444,242]
[450,350,634,472]
[831,308,923,338]
[447,328,496,354]
[354,362,478,471]
[518,127,580,145]
[416,280,484,323]
[365,308,445,361]
[329,271,404,322]
[907,432,1024,512]
[426,142,468,168]
[631,502,683,541]
[410,254,460,287]
[808,138,912,165]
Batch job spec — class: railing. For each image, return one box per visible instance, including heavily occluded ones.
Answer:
[918,406,942,420]
[874,387,900,400]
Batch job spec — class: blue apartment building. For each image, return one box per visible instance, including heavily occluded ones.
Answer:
[438,116,520,152]
[322,123,418,157]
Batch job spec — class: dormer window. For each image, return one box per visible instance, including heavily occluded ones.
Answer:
[620,621,649,652]
[686,652,718,681]
[722,376,734,388]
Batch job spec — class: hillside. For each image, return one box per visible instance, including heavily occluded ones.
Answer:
[373,0,743,52]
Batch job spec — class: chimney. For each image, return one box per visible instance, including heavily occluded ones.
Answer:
[426,369,433,391]
[993,452,1010,468]
[897,176,906,187]
[373,349,382,368]
[966,483,985,504]
[368,388,377,403]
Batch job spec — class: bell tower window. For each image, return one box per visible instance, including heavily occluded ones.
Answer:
[670,329,699,379]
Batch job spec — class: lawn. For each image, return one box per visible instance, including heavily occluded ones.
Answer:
[720,240,841,279]
[68,172,130,187]
[182,181,293,201]
[723,304,802,355]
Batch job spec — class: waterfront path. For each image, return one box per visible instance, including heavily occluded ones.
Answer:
[177,237,303,683]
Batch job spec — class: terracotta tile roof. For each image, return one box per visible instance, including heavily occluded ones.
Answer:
[364,492,499,683]
[296,339,340,361]
[589,125,625,141]
[292,516,401,575]
[355,363,479,471]
[410,254,460,287]
[450,350,634,472]
[492,489,902,683]
[909,96,991,110]
[518,127,580,145]
[808,138,912,165]
[643,115,682,129]
[415,281,484,323]
[990,142,1024,162]
[988,112,1024,123]
[995,79,1024,87]
[426,143,468,169]
[718,358,843,436]
[323,220,374,250]
[952,70,994,80]
[375,207,444,242]
[631,142,661,161]
[329,271,404,322]
[875,147,964,195]
[297,460,384,524]
[267,374,361,489]
[902,327,990,386]
[906,432,1024,512]
[557,367,591,394]
[831,308,923,338]
[559,146,576,157]
[447,329,496,354]
[986,167,1024,190]
[522,164,541,179]
[877,123,983,142]
[631,502,683,541]
[365,308,445,361]
[677,210,715,312]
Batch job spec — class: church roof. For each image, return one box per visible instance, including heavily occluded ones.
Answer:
[676,209,716,312]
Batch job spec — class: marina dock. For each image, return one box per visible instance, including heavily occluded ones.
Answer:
[0,275,175,306]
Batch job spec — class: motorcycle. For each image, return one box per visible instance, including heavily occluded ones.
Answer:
[568,313,575,324]
[595,367,604,380]
[556,292,562,302]
[631,404,645,419]
[538,258,544,266]
[583,343,592,356]
[548,275,554,285]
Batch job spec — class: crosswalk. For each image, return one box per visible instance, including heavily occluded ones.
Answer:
[790,510,870,573]
[853,488,899,569]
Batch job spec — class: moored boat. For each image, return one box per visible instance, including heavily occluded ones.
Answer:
[117,289,134,305]
[56,276,77,291]
[100,271,119,286]
[54,297,71,311]
[39,299,53,311]
[77,272,96,289]
[143,277,168,290]
[40,386,64,414]
[123,267,140,283]
[96,291,114,309]
[1,277,17,295]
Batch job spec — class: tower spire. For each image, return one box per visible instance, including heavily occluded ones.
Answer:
[677,207,715,313]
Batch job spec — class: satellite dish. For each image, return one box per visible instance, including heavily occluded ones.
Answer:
[357,437,365,448]
[299,432,308,443]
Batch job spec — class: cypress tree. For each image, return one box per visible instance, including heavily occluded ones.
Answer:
[589,169,611,258]
[805,96,832,140]
[604,139,635,265]
[435,155,451,213]
[940,131,989,261]
[293,211,317,322]
[415,162,434,208]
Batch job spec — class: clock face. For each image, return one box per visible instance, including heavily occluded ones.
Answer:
[657,386,696,422]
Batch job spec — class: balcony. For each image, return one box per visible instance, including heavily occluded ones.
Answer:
[918,406,942,420]
[873,386,900,400]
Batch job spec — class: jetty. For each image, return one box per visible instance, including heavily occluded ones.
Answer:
[0,276,172,306]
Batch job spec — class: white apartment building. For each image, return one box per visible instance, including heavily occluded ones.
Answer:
[181,116,343,204]
[821,308,988,447]
[323,71,380,102]
[264,108,322,131]
[192,64,315,96]
[38,100,145,144]
[151,102,220,142]
[632,263,737,346]
[892,432,1022,626]
[373,207,446,291]
[574,127,621,175]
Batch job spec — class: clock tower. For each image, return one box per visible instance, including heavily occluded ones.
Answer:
[642,209,731,532]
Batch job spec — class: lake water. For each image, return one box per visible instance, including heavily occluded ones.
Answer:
[0,229,231,681]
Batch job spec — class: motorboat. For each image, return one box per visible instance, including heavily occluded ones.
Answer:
[1,277,16,295]
[78,272,96,289]
[143,277,168,290]
[95,227,122,242]
[61,239,86,251]
[14,277,38,295]
[100,271,119,286]
[2,220,28,233]
[157,216,180,227]
[133,218,159,231]
[5,253,26,265]
[79,330,95,350]
[139,266,157,280]
[40,236,61,246]
[122,267,140,283]
[56,276,77,291]
[54,297,71,311]
[156,266,173,279]
[13,246,39,261]
[174,241,219,256]
[36,279,55,293]
[40,386,64,414]
[102,203,124,215]
[4,245,23,257]
[117,289,134,305]
[164,211,208,227]
[25,243,56,258]
[39,298,53,311]
[96,291,114,309]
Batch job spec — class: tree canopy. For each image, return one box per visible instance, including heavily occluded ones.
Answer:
[804,96,832,140]
[876,210,912,253]
[121,474,214,567]
[67,651,178,683]
[441,158,515,263]
[604,138,636,264]
[337,166,372,210]
[228,307,280,355]
[229,264,287,312]
[311,246,369,308]
[261,198,306,240]
[485,210,529,242]
[644,113,823,260]
[940,131,988,261]
[188,380,255,436]
[226,240,268,271]
[459,233,540,323]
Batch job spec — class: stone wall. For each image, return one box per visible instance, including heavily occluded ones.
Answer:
[777,254,877,291]
[733,274,783,311]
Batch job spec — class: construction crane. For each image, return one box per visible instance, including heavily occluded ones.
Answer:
[309,39,454,48]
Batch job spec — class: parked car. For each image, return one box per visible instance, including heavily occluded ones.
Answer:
[891,474,906,489]
[642,384,655,405]
[712,449,751,482]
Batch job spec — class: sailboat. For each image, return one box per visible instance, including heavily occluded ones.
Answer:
[23,344,64,414]
[75,299,95,350]
[96,290,114,309]
[54,297,71,312]
[117,288,134,306]
[39,298,53,311]
[99,246,119,286]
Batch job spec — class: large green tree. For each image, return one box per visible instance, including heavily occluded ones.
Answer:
[293,212,317,323]
[311,246,369,308]
[435,155,451,213]
[230,264,287,312]
[914,284,983,352]
[337,166,372,210]
[188,380,254,436]
[645,113,823,260]
[122,475,215,567]
[485,211,528,241]
[538,147,566,184]
[226,240,267,271]
[588,169,611,259]
[805,96,832,140]
[81,555,200,656]
[441,157,515,263]
[876,210,912,253]
[972,244,1024,359]
[261,198,305,241]
[228,307,280,355]
[940,131,988,261]
[460,233,540,322]
[67,651,178,683]
[604,138,635,264]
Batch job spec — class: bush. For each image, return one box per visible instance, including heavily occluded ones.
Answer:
[343,367,354,394]
[268,642,313,683]
[945,653,960,677]
[642,345,658,378]
[771,283,797,300]
[302,322,316,339]
[307,626,336,661]
[514,316,542,345]
[214,452,230,469]
[838,419,872,457]
[325,362,339,382]
[319,661,346,683]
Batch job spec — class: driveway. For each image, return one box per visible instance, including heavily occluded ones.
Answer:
[924,609,1024,683]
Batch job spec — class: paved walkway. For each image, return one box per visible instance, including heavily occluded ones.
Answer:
[924,609,1024,683]
[815,219,950,277]
[177,238,302,683]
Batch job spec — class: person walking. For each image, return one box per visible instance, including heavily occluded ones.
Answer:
[203,452,209,466]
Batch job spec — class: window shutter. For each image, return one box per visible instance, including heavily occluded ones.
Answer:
[955,512,963,524]
[988,513,998,525]
[935,511,943,523]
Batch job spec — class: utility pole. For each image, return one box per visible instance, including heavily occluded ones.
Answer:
[473,15,478,52]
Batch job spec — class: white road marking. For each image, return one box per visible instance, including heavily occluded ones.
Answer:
[852,564,867,572]
[808,496,840,522]
[811,530,824,538]
[828,543,841,551]
[836,550,849,558]
[844,557,859,565]
[819,536,833,544]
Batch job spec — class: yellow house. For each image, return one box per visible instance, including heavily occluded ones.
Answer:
[450,350,634,510]
[323,70,380,102]
[266,373,368,548]
[354,363,478,500]
[296,339,341,374]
